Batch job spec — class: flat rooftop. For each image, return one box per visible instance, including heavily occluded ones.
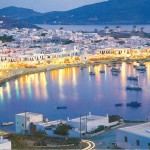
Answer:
[34,120,66,127]
[16,112,43,117]
[69,115,108,122]
[118,122,150,138]
[0,139,10,144]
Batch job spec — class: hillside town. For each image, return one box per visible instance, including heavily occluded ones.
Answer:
[0,25,150,149]
[0,26,150,68]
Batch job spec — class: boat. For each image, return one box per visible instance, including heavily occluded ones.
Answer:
[115,103,123,107]
[56,106,67,109]
[80,67,84,70]
[136,66,146,71]
[126,58,131,64]
[140,63,146,67]
[126,101,141,107]
[100,70,105,73]
[111,67,120,73]
[89,71,95,75]
[112,72,118,76]
[127,76,138,81]
[107,64,111,67]
[126,85,142,90]
[1,122,14,126]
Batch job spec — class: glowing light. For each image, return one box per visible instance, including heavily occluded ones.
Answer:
[6,82,11,99]
[19,77,25,98]
[34,74,41,100]
[72,67,77,86]
[39,72,48,100]
[58,69,66,100]
[0,87,4,102]
[27,75,32,99]
[15,80,20,99]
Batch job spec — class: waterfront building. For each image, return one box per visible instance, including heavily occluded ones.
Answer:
[67,113,119,133]
[116,122,150,149]
[0,136,11,150]
[16,112,43,134]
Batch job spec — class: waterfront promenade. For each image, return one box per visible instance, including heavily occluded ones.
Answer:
[0,58,150,86]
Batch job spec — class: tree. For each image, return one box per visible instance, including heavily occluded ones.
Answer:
[54,124,72,136]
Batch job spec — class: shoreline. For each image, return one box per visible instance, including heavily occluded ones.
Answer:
[0,58,150,87]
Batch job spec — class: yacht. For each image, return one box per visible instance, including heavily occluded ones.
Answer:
[112,72,118,76]
[115,103,123,107]
[89,71,95,75]
[56,106,67,109]
[136,66,146,71]
[111,67,120,73]
[100,70,105,73]
[140,62,146,67]
[1,122,14,126]
[126,85,142,90]
[127,75,138,81]
[127,101,141,107]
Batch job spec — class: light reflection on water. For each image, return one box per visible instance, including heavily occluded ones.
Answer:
[0,62,150,124]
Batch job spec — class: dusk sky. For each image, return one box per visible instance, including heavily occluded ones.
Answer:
[0,0,107,12]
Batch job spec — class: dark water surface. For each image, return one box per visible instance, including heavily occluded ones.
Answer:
[0,62,150,126]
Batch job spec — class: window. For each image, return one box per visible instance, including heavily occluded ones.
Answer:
[124,136,128,143]
[136,140,140,146]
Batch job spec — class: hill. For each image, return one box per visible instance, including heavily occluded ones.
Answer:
[0,6,41,19]
[0,0,150,25]
[0,16,41,29]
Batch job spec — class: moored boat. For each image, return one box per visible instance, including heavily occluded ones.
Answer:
[127,75,138,81]
[126,85,142,90]
[111,67,120,73]
[136,66,146,71]
[56,106,67,109]
[112,72,118,76]
[89,71,95,75]
[126,101,141,107]
[1,122,14,126]
[115,103,123,107]
[100,70,105,73]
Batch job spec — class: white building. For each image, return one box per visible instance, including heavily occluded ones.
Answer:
[16,112,43,134]
[117,122,150,149]
[67,113,118,133]
[0,136,11,150]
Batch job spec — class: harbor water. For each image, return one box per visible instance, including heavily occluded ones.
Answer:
[0,62,150,128]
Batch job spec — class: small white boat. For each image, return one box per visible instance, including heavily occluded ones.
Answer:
[1,122,14,126]
[100,70,105,73]
[112,72,118,76]
[126,85,142,90]
[127,75,138,81]
[136,66,146,71]
[111,67,120,73]
[89,71,95,75]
